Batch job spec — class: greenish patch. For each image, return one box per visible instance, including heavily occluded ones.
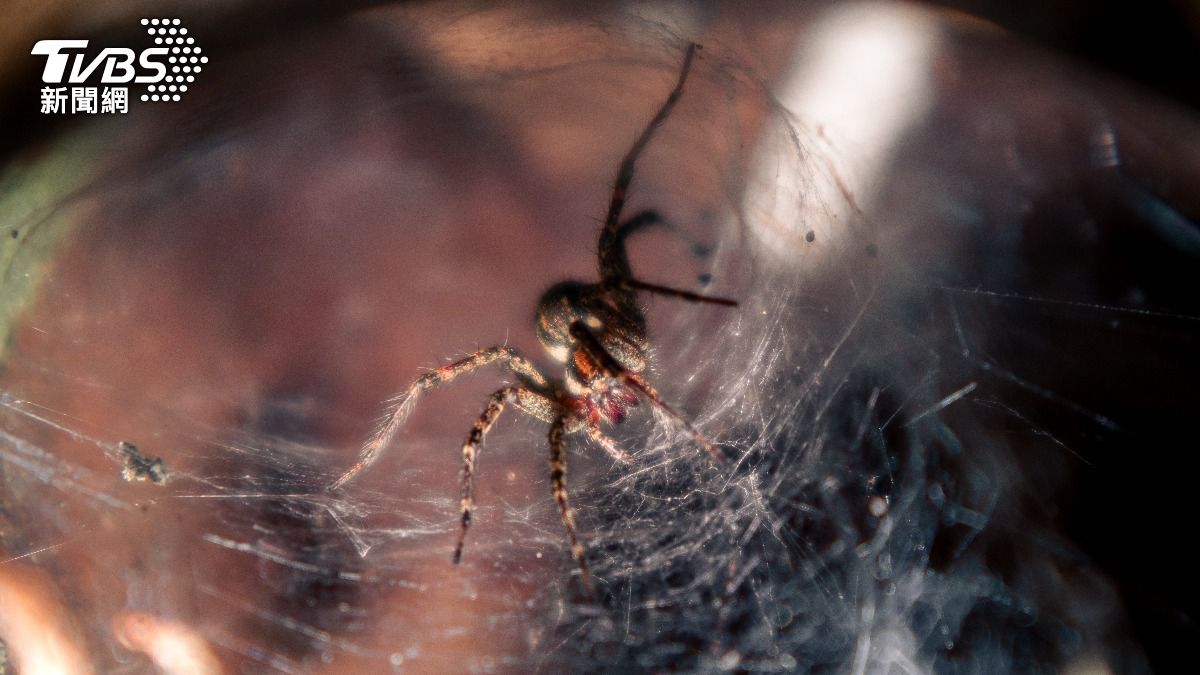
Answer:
[0,124,110,363]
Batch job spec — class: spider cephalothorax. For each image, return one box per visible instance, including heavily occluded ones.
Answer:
[330,43,735,591]
[536,281,645,420]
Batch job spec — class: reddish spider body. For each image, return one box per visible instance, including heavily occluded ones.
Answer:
[578,383,640,425]
[330,43,735,592]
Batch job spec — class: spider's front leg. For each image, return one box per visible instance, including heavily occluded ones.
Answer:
[549,414,592,592]
[453,386,559,564]
[329,345,549,489]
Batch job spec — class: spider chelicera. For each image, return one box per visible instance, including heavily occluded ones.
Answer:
[329,43,735,590]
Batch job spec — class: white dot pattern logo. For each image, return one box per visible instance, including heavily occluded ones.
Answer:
[141,18,205,104]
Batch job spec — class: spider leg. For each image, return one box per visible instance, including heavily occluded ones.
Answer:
[330,346,550,489]
[599,209,738,305]
[598,43,698,283]
[549,415,592,592]
[604,207,723,272]
[621,278,738,306]
[586,47,736,308]
[587,423,632,464]
[568,321,727,463]
[453,386,557,564]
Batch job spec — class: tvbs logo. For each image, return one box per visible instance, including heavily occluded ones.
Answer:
[33,40,169,84]
[33,18,206,113]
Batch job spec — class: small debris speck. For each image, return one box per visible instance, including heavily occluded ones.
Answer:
[120,441,168,485]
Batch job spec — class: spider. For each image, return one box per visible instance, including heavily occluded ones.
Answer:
[329,43,735,590]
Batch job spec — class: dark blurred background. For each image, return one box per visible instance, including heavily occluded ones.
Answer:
[936,2,1200,671]
[939,0,1200,110]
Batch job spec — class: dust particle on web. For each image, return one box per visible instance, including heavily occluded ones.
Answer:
[120,441,169,485]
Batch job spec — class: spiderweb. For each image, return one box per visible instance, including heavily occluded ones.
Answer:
[2,2,1195,673]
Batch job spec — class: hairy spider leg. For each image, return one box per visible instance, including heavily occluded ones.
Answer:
[330,346,550,489]
[452,386,560,564]
[549,415,592,592]
[568,321,727,463]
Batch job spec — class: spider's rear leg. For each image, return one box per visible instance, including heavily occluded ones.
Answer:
[550,415,593,593]
[330,346,550,489]
[453,386,558,564]
[568,321,727,463]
